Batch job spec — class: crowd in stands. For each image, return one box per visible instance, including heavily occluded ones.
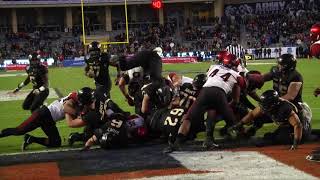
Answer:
[244,0,320,58]
[0,28,84,62]
[1,0,320,62]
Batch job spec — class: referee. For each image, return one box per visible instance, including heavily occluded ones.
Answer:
[226,39,246,67]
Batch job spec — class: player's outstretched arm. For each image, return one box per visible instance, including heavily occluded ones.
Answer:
[281,82,302,101]
[13,77,30,93]
[288,111,302,150]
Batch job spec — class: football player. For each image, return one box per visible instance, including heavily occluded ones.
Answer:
[118,66,144,106]
[68,87,130,146]
[172,54,246,150]
[81,112,146,150]
[230,90,305,150]
[13,52,49,112]
[149,74,207,138]
[0,87,95,150]
[248,54,312,139]
[310,23,320,59]
[118,47,163,81]
[84,41,118,98]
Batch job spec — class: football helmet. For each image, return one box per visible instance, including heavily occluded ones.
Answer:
[259,90,280,113]
[167,72,177,83]
[28,52,41,67]
[192,73,207,90]
[128,79,141,97]
[217,50,230,63]
[222,53,240,69]
[87,41,101,61]
[77,87,95,106]
[277,54,296,72]
[153,47,163,56]
[310,23,320,44]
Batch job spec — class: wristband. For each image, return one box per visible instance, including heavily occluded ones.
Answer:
[39,86,46,92]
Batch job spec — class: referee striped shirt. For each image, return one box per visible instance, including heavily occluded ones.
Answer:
[226,44,245,58]
[226,44,246,66]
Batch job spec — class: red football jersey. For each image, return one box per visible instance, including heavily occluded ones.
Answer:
[310,41,320,59]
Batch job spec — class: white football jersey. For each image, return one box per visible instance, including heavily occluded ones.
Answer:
[204,65,241,94]
[47,99,65,122]
[47,92,77,122]
[181,76,193,85]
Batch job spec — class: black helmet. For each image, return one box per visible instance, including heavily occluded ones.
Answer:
[193,73,207,90]
[259,90,280,112]
[278,54,296,72]
[88,41,101,52]
[87,41,101,61]
[128,80,141,97]
[28,52,41,67]
[77,87,95,106]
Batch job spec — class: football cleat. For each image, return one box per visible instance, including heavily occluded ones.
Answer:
[202,137,220,149]
[306,153,320,162]
[68,132,80,146]
[22,134,32,151]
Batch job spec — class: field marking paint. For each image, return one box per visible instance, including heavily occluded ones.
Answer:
[0,146,100,156]
[147,151,317,180]
[0,73,27,78]
[0,88,59,102]
[247,62,276,65]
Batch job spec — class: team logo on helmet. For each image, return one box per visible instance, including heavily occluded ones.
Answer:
[77,87,95,106]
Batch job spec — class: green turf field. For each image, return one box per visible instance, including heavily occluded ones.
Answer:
[0,59,319,154]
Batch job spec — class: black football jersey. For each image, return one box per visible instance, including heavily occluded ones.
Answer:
[86,53,111,87]
[141,79,172,110]
[160,107,187,137]
[178,83,200,109]
[269,66,303,105]
[26,64,48,89]
[94,115,128,148]
[267,100,298,126]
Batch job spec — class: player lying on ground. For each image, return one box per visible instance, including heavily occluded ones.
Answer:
[0,87,95,150]
[230,90,309,150]
[81,112,145,150]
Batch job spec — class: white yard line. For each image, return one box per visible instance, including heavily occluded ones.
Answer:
[0,146,100,156]
[0,88,59,102]
[0,73,27,77]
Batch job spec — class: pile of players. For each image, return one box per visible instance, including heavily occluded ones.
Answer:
[0,25,319,162]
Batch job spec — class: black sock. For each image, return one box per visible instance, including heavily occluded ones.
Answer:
[74,133,86,142]
[0,128,18,137]
[176,133,187,144]
[30,136,49,147]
